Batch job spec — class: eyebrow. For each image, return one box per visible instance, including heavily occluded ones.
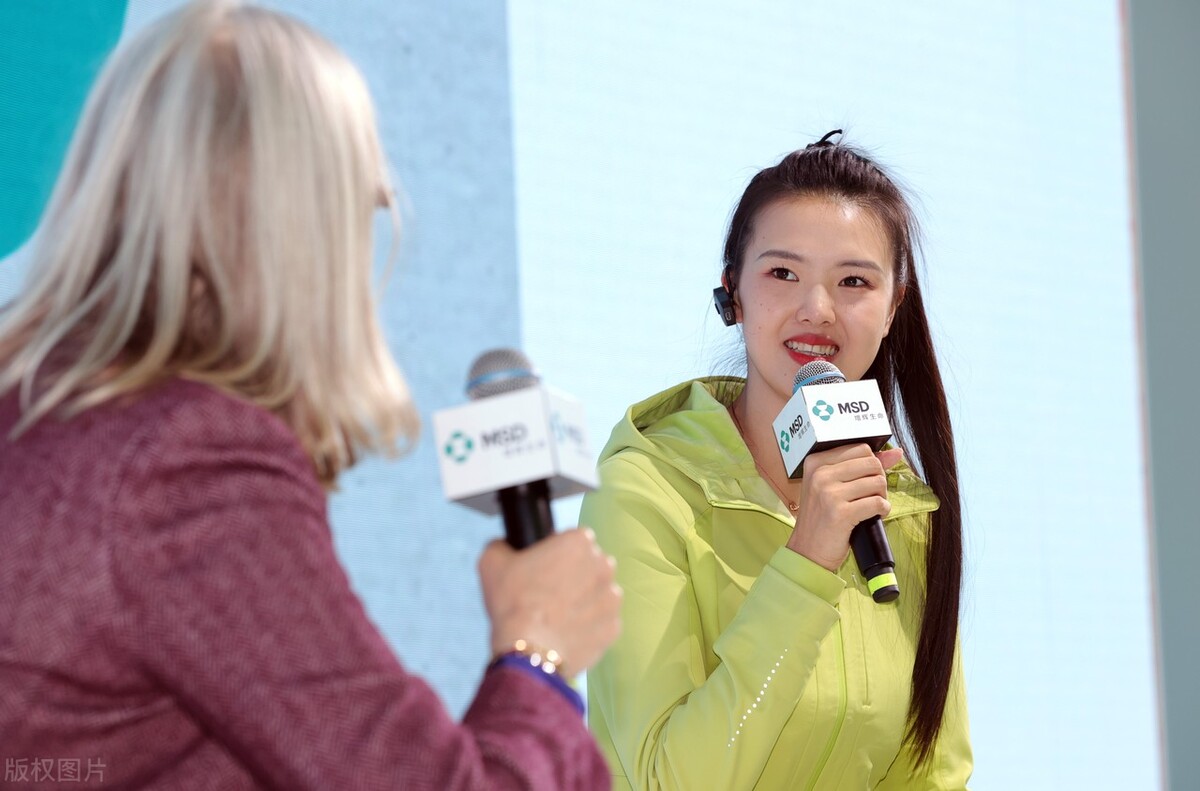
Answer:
[756,249,885,274]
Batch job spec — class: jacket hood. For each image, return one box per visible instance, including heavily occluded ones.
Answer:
[598,377,937,519]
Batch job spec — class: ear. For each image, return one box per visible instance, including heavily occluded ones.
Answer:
[722,268,742,324]
[713,285,738,326]
[882,284,905,337]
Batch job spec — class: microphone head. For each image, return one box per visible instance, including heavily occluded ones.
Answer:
[466,348,540,400]
[792,360,846,392]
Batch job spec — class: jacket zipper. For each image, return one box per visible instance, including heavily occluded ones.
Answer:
[803,619,848,791]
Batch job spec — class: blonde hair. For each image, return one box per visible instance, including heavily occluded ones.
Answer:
[0,0,418,485]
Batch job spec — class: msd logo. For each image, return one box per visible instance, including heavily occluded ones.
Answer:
[811,400,835,421]
[443,431,474,463]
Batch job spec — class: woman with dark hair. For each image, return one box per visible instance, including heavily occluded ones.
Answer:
[581,132,971,789]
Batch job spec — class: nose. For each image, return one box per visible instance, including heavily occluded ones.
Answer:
[794,284,834,325]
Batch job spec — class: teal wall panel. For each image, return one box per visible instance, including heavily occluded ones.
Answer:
[0,1,126,258]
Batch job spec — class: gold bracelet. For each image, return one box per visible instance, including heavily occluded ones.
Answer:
[496,639,564,676]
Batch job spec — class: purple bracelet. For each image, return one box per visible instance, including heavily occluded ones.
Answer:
[489,652,585,715]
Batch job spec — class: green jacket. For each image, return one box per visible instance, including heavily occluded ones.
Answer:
[581,378,972,790]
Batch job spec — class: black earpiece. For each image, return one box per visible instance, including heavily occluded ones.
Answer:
[712,286,736,326]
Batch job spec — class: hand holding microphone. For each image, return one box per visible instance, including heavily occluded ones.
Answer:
[773,360,901,603]
[786,443,903,582]
[435,348,621,675]
[479,529,621,678]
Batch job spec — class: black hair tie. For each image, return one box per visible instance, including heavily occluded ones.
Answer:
[806,128,843,149]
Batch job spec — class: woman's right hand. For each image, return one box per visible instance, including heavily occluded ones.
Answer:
[785,444,905,572]
[478,528,622,678]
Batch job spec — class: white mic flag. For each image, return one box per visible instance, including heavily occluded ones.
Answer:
[772,377,892,479]
[433,375,597,516]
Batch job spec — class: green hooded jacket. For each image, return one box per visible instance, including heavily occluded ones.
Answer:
[581,378,972,790]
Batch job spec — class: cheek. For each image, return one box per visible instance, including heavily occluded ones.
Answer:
[867,296,897,334]
[740,294,769,329]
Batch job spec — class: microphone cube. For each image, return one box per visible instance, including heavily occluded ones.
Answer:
[433,385,597,514]
[772,379,893,479]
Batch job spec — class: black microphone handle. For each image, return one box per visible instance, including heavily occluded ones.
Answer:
[850,515,900,603]
[497,479,556,549]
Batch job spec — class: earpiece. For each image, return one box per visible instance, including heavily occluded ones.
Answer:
[712,285,737,326]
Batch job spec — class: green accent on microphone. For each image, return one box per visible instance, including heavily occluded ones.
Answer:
[867,572,899,602]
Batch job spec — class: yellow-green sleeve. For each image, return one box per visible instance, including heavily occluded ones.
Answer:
[582,453,844,791]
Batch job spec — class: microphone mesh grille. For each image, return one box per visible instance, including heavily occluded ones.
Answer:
[792,360,846,391]
[466,348,540,400]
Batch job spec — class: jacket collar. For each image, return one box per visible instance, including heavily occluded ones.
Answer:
[600,377,938,522]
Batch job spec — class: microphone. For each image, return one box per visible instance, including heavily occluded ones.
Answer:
[771,360,900,603]
[432,348,597,549]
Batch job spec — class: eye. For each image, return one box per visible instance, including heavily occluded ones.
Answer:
[769,267,798,282]
[840,275,871,288]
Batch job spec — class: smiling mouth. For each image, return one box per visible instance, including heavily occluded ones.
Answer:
[786,340,838,357]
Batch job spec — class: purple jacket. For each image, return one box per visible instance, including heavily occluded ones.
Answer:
[0,378,609,790]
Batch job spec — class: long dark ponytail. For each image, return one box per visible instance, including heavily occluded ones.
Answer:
[722,134,962,768]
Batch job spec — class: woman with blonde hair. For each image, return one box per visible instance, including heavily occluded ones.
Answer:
[0,2,619,788]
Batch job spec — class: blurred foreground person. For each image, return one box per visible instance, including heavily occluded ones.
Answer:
[0,2,619,788]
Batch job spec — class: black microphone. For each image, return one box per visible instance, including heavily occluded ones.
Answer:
[774,360,899,603]
[464,349,554,549]
[496,479,553,550]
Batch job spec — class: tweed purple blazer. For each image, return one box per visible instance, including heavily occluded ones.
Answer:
[0,378,609,790]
